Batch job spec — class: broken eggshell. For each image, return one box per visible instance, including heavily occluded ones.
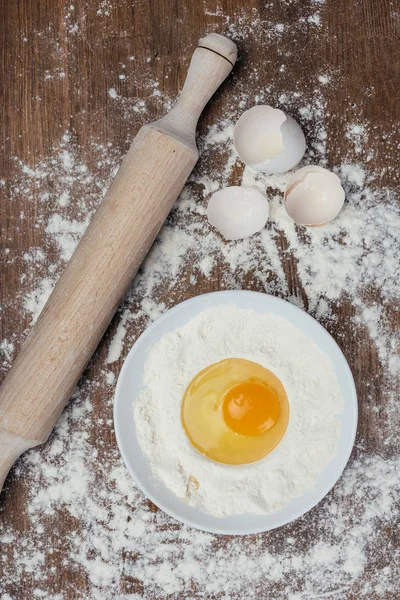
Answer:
[207,186,269,241]
[233,105,306,174]
[284,165,345,226]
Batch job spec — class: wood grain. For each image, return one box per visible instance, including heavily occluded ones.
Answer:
[0,0,399,598]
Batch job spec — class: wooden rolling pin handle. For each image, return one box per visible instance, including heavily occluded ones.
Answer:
[157,33,237,143]
[0,33,237,492]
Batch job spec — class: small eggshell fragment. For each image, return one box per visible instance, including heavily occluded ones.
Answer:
[207,186,269,241]
[233,105,306,175]
[284,165,345,226]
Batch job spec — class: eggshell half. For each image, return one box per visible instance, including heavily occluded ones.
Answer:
[233,105,306,175]
[207,186,269,241]
[284,166,345,226]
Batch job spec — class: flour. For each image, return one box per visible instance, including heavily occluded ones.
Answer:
[134,305,343,517]
[1,110,398,597]
[1,2,399,598]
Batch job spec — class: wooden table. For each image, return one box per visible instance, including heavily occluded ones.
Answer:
[1,1,398,598]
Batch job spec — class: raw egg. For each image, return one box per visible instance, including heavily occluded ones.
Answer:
[207,186,269,241]
[284,165,345,226]
[233,105,306,174]
[181,358,289,465]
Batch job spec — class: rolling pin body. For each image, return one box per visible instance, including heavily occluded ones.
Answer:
[0,34,237,491]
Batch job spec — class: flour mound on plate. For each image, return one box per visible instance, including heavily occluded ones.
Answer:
[134,305,344,517]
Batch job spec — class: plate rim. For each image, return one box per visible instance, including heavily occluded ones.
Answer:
[114,290,358,535]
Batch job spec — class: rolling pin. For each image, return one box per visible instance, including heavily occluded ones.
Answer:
[0,33,237,493]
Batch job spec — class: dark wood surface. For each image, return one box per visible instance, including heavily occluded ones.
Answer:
[1,1,399,599]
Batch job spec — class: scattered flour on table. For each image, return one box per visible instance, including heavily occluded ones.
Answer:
[0,3,399,599]
[134,305,344,517]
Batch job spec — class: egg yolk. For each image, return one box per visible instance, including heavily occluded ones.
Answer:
[223,381,280,436]
[181,358,289,465]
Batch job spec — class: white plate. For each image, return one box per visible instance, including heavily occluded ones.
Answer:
[114,291,357,535]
